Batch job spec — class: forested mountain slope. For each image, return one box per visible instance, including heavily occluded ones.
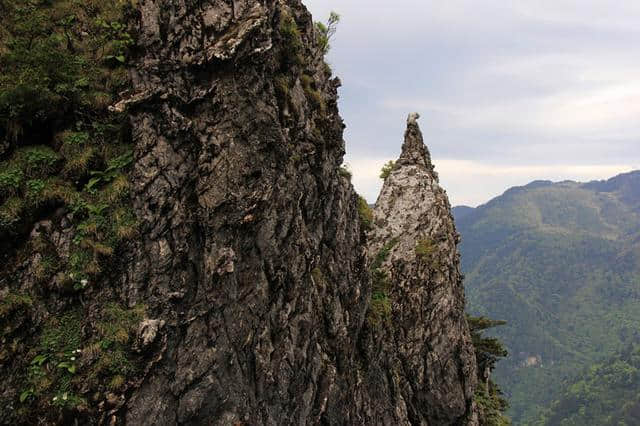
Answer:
[536,344,640,425]
[457,171,640,424]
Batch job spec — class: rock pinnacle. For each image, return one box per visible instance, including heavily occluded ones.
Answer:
[397,112,433,170]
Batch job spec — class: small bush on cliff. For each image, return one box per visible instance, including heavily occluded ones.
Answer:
[300,73,326,113]
[379,160,395,180]
[357,196,373,232]
[415,238,436,258]
[315,11,340,55]
[279,9,304,68]
[468,315,510,425]
[0,291,32,320]
[338,164,352,180]
[368,239,398,326]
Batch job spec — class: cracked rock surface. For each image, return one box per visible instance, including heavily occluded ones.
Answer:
[123,1,479,424]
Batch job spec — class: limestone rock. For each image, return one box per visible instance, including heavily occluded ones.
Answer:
[367,114,479,425]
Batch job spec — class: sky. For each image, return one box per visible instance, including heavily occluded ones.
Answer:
[304,0,640,206]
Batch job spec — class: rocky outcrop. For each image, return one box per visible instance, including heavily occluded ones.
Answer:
[122,1,371,424]
[366,114,478,425]
[1,0,479,424]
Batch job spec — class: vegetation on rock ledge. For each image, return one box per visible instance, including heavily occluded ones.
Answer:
[0,0,144,422]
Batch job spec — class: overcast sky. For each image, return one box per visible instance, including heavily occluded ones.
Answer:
[304,0,640,206]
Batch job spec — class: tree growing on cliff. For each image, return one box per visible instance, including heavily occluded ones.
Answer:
[468,315,510,425]
[315,11,340,55]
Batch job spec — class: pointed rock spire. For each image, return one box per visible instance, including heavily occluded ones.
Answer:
[397,112,433,170]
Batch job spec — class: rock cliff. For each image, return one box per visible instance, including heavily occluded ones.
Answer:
[0,0,479,424]
[367,114,478,425]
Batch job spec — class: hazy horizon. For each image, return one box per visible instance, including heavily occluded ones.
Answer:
[305,0,640,206]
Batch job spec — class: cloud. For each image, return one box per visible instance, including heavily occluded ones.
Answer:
[347,156,634,207]
[305,0,640,205]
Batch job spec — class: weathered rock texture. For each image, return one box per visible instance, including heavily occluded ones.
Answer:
[367,115,479,425]
[1,0,479,424]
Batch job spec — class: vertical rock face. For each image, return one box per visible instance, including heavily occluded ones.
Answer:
[367,114,478,425]
[123,0,372,424]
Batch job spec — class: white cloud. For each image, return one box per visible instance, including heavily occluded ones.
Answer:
[347,156,634,207]
[305,0,640,204]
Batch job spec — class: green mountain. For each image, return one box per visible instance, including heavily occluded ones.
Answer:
[457,171,640,424]
[536,344,640,425]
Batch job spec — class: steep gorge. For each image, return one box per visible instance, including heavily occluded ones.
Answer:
[1,1,483,424]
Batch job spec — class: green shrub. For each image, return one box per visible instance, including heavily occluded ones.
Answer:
[60,131,95,177]
[468,315,510,425]
[367,239,399,326]
[380,160,395,180]
[369,293,392,326]
[0,292,32,319]
[0,163,23,196]
[371,238,399,270]
[17,146,60,178]
[338,165,352,180]
[314,11,340,55]
[358,196,373,232]
[0,197,23,227]
[279,10,304,67]
[300,73,325,112]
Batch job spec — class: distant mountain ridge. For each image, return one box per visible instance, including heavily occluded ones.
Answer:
[452,205,475,221]
[455,170,640,424]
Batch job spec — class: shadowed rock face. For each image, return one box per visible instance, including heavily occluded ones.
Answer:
[368,115,478,425]
[124,1,371,423]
